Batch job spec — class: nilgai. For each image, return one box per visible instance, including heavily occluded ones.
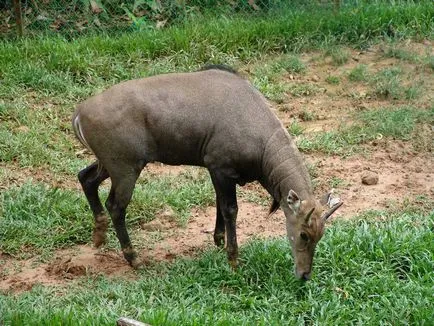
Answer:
[72,65,342,280]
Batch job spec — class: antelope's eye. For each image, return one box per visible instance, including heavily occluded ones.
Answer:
[300,232,309,242]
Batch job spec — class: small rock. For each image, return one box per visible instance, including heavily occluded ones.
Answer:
[361,171,379,185]
[311,75,320,82]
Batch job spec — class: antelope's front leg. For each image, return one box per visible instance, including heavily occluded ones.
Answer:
[209,169,239,269]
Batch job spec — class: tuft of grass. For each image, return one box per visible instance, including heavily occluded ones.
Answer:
[0,102,85,175]
[326,47,350,66]
[287,120,304,136]
[370,67,403,99]
[348,64,369,82]
[278,55,306,74]
[289,83,321,97]
[299,109,316,121]
[252,75,288,103]
[424,54,434,70]
[329,177,345,188]
[0,183,91,258]
[132,168,214,226]
[0,209,432,325]
[326,75,340,85]
[357,106,433,140]
[384,45,418,63]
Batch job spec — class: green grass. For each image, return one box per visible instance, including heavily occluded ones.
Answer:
[384,44,418,63]
[1,208,432,325]
[289,83,321,97]
[370,66,404,99]
[326,75,340,85]
[348,64,369,82]
[326,47,350,66]
[298,106,433,155]
[287,120,304,136]
[0,170,214,258]
[0,101,84,174]
[1,1,433,99]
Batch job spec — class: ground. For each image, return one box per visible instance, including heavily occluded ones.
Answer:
[0,41,433,293]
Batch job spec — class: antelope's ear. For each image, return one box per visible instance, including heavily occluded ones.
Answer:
[268,199,280,216]
[287,189,301,213]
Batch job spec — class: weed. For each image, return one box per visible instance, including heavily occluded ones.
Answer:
[297,106,432,155]
[299,109,316,121]
[287,120,304,136]
[326,47,350,66]
[0,170,214,257]
[326,75,340,85]
[289,83,320,97]
[278,55,306,74]
[329,177,345,188]
[253,76,288,103]
[384,45,418,63]
[370,67,403,99]
[348,64,369,82]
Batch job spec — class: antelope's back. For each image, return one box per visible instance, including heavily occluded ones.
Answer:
[75,69,282,171]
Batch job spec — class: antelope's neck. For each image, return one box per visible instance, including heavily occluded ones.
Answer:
[260,128,313,203]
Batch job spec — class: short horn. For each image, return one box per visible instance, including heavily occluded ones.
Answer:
[322,202,343,220]
[305,207,315,225]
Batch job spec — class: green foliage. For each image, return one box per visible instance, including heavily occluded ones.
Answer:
[326,47,350,66]
[0,102,84,174]
[326,75,340,85]
[0,171,214,257]
[289,83,320,97]
[0,183,91,257]
[370,66,403,99]
[1,210,432,324]
[298,106,432,155]
[384,45,418,63]
[252,75,288,103]
[287,120,304,136]
[357,106,433,140]
[348,64,369,82]
[132,169,214,226]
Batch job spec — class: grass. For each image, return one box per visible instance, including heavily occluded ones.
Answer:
[0,170,214,258]
[0,208,432,325]
[326,47,350,66]
[0,101,84,174]
[289,83,321,97]
[287,120,304,136]
[370,66,404,99]
[298,106,433,155]
[326,75,340,85]
[348,64,369,82]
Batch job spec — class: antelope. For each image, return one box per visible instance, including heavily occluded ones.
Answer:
[72,65,342,280]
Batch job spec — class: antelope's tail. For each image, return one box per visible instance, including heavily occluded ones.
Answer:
[73,113,103,177]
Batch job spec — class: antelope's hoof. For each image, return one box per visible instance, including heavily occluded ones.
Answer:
[229,259,238,271]
[93,214,108,248]
[214,233,225,248]
[92,230,107,248]
[130,257,145,270]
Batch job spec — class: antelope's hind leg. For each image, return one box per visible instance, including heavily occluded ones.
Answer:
[78,162,110,248]
[104,164,143,268]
